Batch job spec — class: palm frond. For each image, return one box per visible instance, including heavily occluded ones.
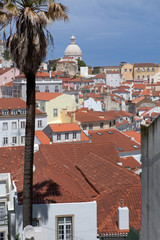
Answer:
[4,2,18,15]
[48,2,68,21]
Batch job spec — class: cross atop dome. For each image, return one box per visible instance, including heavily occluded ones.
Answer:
[64,34,82,60]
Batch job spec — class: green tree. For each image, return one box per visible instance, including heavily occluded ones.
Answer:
[1,49,11,61]
[0,0,68,228]
[77,59,86,71]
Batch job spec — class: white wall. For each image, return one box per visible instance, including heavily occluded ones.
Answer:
[15,201,97,240]
[84,97,102,111]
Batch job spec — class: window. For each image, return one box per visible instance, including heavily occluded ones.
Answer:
[129,69,132,72]
[12,137,17,144]
[73,132,76,139]
[137,67,140,72]
[53,108,58,117]
[37,120,42,128]
[45,86,49,92]
[142,67,145,71]
[100,122,104,129]
[3,110,8,115]
[3,138,8,145]
[0,203,5,225]
[21,109,26,114]
[0,232,4,240]
[57,217,72,240]
[147,67,150,71]
[152,67,155,71]
[21,121,25,129]
[82,124,87,130]
[2,122,8,130]
[142,75,145,79]
[125,69,127,72]
[55,86,59,93]
[65,133,69,140]
[32,218,40,227]
[36,86,40,92]
[57,134,61,141]
[21,136,25,144]
[137,75,140,79]
[89,124,93,130]
[12,122,17,130]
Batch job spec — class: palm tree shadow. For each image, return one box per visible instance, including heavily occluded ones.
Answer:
[17,180,60,226]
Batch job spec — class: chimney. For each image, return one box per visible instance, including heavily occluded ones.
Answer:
[118,206,129,230]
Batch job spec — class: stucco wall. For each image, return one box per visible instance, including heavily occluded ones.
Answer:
[15,201,97,240]
[140,117,160,240]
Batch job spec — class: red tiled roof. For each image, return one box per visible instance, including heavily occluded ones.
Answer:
[113,89,130,93]
[89,129,141,153]
[0,98,26,110]
[35,131,50,144]
[49,123,81,132]
[134,63,157,67]
[120,156,141,168]
[4,81,13,87]
[75,109,116,123]
[132,84,146,90]
[140,89,152,96]
[123,131,141,144]
[116,120,128,127]
[0,67,13,75]
[94,74,106,79]
[36,92,62,101]
[131,96,145,104]
[0,143,141,234]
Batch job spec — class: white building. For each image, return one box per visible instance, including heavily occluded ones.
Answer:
[15,201,97,240]
[13,72,62,100]
[84,97,103,111]
[0,98,47,147]
[106,71,123,87]
[64,35,82,60]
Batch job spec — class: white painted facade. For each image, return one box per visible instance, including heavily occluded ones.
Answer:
[0,112,47,147]
[84,97,103,111]
[13,78,62,100]
[150,71,160,84]
[106,73,123,87]
[15,201,97,240]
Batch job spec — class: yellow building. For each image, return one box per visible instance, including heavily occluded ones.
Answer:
[93,66,120,74]
[36,92,77,124]
[133,63,158,81]
[121,63,133,81]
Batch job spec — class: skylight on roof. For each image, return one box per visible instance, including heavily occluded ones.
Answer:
[133,145,139,149]
[117,147,124,151]
[96,132,103,136]
[107,131,113,134]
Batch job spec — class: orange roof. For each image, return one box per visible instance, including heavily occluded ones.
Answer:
[35,131,50,144]
[0,143,141,235]
[89,129,141,153]
[123,131,141,144]
[4,81,13,87]
[0,98,26,110]
[94,74,106,79]
[134,63,157,67]
[0,67,13,75]
[131,96,145,104]
[49,123,81,132]
[133,83,146,89]
[120,156,141,168]
[36,92,62,101]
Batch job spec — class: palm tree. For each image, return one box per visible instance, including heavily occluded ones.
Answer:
[0,0,68,228]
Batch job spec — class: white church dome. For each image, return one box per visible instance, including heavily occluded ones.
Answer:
[64,35,82,60]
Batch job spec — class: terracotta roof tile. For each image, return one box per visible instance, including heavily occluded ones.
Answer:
[0,143,141,234]
[123,131,141,144]
[89,129,141,153]
[134,63,157,67]
[36,92,62,101]
[49,123,81,132]
[35,131,50,144]
[120,156,141,168]
[131,96,145,103]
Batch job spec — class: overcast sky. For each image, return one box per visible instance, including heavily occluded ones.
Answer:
[46,0,160,67]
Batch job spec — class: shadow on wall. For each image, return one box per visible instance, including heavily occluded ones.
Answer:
[17,179,60,227]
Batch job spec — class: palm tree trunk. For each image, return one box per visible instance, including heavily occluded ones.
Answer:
[23,72,35,228]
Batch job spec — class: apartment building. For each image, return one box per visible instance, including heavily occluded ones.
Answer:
[13,71,62,100]
[133,63,159,82]
[0,98,47,147]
